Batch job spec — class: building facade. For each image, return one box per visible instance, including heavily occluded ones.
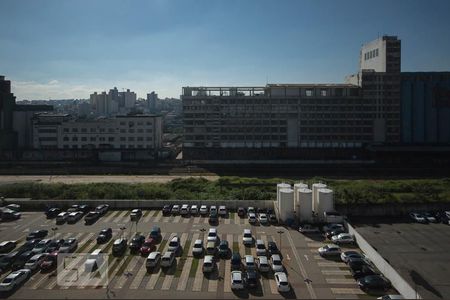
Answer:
[32,114,163,151]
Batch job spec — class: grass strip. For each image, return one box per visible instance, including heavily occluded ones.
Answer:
[174,239,191,277]
[158,239,168,252]
[189,258,199,278]
[152,210,159,217]
[143,210,151,218]
[115,255,134,275]
[245,246,251,255]
[233,242,239,253]
[76,237,95,253]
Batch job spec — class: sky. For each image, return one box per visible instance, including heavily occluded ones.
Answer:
[1,0,450,100]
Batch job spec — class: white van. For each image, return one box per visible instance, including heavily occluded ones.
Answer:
[85,249,104,272]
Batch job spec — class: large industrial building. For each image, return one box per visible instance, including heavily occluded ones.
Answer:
[182,36,450,160]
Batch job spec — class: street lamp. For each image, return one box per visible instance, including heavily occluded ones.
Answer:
[51,227,58,239]
[277,230,284,251]
[119,226,126,238]
[200,228,206,240]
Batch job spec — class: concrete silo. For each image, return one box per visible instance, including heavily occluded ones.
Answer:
[297,188,313,223]
[312,183,327,213]
[293,183,308,208]
[278,188,294,222]
[277,183,291,212]
[317,188,334,221]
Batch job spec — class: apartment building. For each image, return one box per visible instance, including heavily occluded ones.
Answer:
[32,114,162,151]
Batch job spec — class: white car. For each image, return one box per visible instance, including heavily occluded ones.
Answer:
[0,269,31,292]
[202,255,215,273]
[85,249,104,272]
[59,238,78,253]
[56,212,69,223]
[31,239,52,254]
[67,211,83,223]
[160,251,175,267]
[377,295,404,300]
[331,233,355,245]
[410,212,427,223]
[248,213,257,224]
[171,205,180,214]
[190,205,199,215]
[247,207,256,214]
[168,236,180,253]
[318,244,341,257]
[130,209,142,221]
[259,213,268,225]
[257,256,270,273]
[207,228,218,244]
[270,254,284,272]
[242,229,253,245]
[275,272,290,292]
[340,250,364,263]
[146,252,161,268]
[200,205,208,216]
[218,205,227,216]
[180,204,190,216]
[244,255,256,271]
[299,224,320,233]
[24,253,47,271]
[423,212,437,223]
[192,239,204,256]
[256,239,267,256]
[231,270,244,290]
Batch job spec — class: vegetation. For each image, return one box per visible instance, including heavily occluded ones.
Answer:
[0,176,449,205]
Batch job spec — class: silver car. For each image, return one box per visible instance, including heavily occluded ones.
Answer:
[192,239,204,257]
[0,269,31,292]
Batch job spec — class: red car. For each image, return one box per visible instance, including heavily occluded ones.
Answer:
[39,251,58,272]
[140,238,155,256]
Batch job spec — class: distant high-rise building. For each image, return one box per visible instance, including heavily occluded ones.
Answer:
[147,91,158,113]
[122,89,137,109]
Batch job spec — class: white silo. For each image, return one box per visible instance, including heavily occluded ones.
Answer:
[278,188,294,222]
[312,183,327,213]
[317,188,334,221]
[293,183,308,208]
[277,183,291,212]
[298,188,313,223]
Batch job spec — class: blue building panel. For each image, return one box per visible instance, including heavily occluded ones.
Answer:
[401,81,413,143]
[412,81,425,143]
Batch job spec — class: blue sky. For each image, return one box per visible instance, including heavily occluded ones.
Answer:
[1,0,450,100]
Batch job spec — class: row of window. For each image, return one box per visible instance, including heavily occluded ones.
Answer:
[63,128,152,133]
[364,48,379,60]
[62,136,153,142]
[62,144,152,149]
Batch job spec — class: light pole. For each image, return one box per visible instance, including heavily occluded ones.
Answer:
[200,228,206,240]
[51,227,58,239]
[119,226,126,239]
[277,230,284,251]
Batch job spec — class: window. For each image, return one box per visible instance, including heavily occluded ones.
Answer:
[63,128,69,133]
[137,129,143,133]
[375,48,379,57]
[306,89,313,97]
[72,128,78,133]
[81,137,87,141]
[90,128,96,132]
[120,129,126,133]
[63,136,69,141]
[120,122,126,126]
[146,129,152,133]
[120,137,126,141]
[72,137,78,141]
[128,137,135,141]
[129,129,135,133]
[108,128,114,133]
[320,89,327,97]
[90,137,96,141]
[108,137,114,142]
[81,128,87,133]
[137,137,143,141]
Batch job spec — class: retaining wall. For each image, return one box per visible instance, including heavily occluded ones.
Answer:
[346,221,420,299]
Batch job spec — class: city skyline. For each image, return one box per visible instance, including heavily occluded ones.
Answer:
[1,0,450,100]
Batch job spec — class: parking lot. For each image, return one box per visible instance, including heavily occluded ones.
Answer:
[0,208,382,299]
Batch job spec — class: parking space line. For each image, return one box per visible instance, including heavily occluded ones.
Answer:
[224,258,231,293]
[203,217,209,224]
[161,274,174,290]
[326,278,356,284]
[129,258,149,289]
[112,211,127,224]
[318,261,344,267]
[113,256,140,289]
[269,274,278,294]
[191,255,204,291]
[143,211,153,223]
[307,242,326,248]
[207,274,218,292]
[321,269,351,276]
[145,267,161,289]
[176,257,192,291]
[331,287,365,295]
[102,211,119,223]
[194,216,200,224]
[183,217,190,223]
[173,216,181,223]
[233,213,238,224]
[225,217,230,225]
[238,235,245,257]
[162,216,171,223]
[154,211,162,223]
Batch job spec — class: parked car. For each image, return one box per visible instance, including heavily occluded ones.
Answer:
[0,268,31,292]
[31,239,52,255]
[207,228,219,244]
[16,239,41,254]
[192,239,204,257]
[78,204,90,214]
[231,252,242,270]
[0,210,21,221]
[209,211,218,224]
[59,238,77,253]
[331,233,355,245]
[341,250,363,263]
[259,213,269,225]
[206,241,217,256]
[256,239,267,256]
[323,223,344,232]
[39,251,58,272]
[26,230,48,241]
[84,249,104,272]
[56,212,69,224]
[0,241,17,253]
[318,244,341,257]
[348,258,371,272]
[190,205,199,215]
[248,213,257,224]
[84,211,100,224]
[270,254,284,272]
[267,241,280,256]
[326,228,346,239]
[218,205,227,217]
[95,204,109,215]
[200,205,208,216]
[352,265,378,279]
[245,270,258,288]
[275,272,290,292]
[0,251,20,274]
[358,275,391,292]
[129,235,145,253]
[237,207,246,217]
[11,251,34,271]
[45,208,61,219]
[244,255,256,271]
[299,224,320,233]
[149,226,161,240]
[180,204,190,216]
[130,209,142,222]
[242,229,253,246]
[5,204,20,212]
[231,270,244,290]
[376,295,404,300]
[112,238,127,256]
[46,239,65,253]
[67,211,83,224]
[217,240,229,258]
[146,252,161,269]
[247,207,256,214]
[162,205,171,215]
[24,253,47,271]
[423,212,438,223]
[410,212,427,223]
[66,205,79,213]
[257,256,270,273]
[171,205,180,215]
[168,236,181,253]
[160,251,175,268]
[202,255,215,273]
[436,211,450,224]
[140,238,156,256]
[210,206,218,215]
[97,228,112,244]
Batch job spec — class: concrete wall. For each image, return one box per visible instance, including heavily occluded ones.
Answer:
[336,202,450,217]
[346,222,421,299]
[2,198,274,211]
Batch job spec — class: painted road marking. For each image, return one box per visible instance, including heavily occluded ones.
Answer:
[192,255,204,292]
[102,211,119,223]
[326,278,356,284]
[321,269,351,276]
[161,273,174,290]
[112,211,127,224]
[331,288,365,295]
[194,216,200,224]
[154,211,162,223]
[176,257,193,291]
[318,261,344,267]
[113,256,140,289]
[129,258,149,289]
[145,267,162,290]
[143,211,153,223]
